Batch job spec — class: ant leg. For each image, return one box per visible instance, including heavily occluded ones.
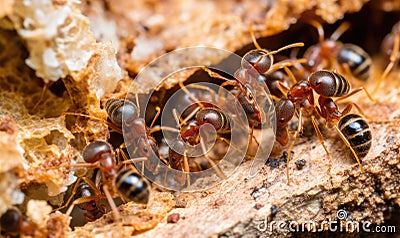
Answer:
[182,150,191,190]
[286,109,303,184]
[65,196,104,218]
[185,84,217,105]
[32,83,49,111]
[202,66,237,87]
[334,86,377,104]
[149,106,161,129]
[339,62,357,83]
[373,34,399,94]
[65,177,105,216]
[62,112,122,134]
[102,184,121,221]
[310,116,332,172]
[333,125,364,173]
[179,82,207,109]
[330,22,350,41]
[149,125,180,134]
[275,81,289,98]
[341,103,353,116]
[48,162,101,172]
[174,107,200,128]
[200,137,227,179]
[283,66,298,84]
[53,177,83,212]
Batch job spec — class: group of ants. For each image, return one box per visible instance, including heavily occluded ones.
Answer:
[2,20,400,236]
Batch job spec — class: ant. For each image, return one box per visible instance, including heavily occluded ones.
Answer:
[304,20,372,82]
[375,21,400,94]
[167,105,231,187]
[276,70,374,183]
[62,179,106,222]
[0,207,37,237]
[382,21,400,66]
[56,141,150,221]
[201,22,304,129]
[65,97,173,175]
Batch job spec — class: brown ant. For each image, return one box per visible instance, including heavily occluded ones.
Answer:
[0,207,37,236]
[375,21,400,94]
[62,179,106,222]
[276,70,375,183]
[304,20,372,82]
[65,97,174,175]
[382,21,400,66]
[56,141,150,221]
[166,106,231,187]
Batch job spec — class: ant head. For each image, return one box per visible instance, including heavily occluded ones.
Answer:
[275,99,295,128]
[236,84,262,125]
[196,108,223,131]
[180,120,200,145]
[287,81,311,103]
[320,40,341,59]
[82,141,113,163]
[241,49,273,74]
[78,199,101,212]
[136,137,155,158]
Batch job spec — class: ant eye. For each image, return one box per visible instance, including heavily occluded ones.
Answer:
[279,118,285,123]
[246,89,254,103]
[203,116,207,122]
[92,202,97,208]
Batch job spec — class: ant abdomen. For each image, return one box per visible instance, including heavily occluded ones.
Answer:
[74,180,99,211]
[309,70,350,97]
[337,44,371,81]
[105,98,139,127]
[115,170,150,204]
[338,114,372,159]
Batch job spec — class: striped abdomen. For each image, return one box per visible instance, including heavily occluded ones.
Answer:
[115,170,150,204]
[105,98,138,126]
[338,114,372,158]
[337,44,371,81]
[309,70,350,97]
